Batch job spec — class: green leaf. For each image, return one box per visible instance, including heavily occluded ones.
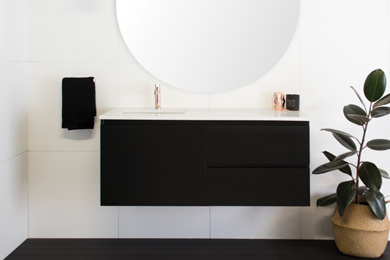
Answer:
[373,93,390,108]
[332,132,357,151]
[364,190,386,220]
[321,128,357,140]
[334,151,356,161]
[350,86,367,112]
[371,107,390,118]
[343,105,367,126]
[317,193,337,207]
[367,139,390,151]
[323,151,336,161]
[312,160,350,174]
[379,168,390,179]
[337,180,357,216]
[322,151,352,176]
[364,69,386,102]
[358,162,382,191]
[347,114,370,124]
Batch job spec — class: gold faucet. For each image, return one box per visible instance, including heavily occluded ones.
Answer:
[154,84,161,109]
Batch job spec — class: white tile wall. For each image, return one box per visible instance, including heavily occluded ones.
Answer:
[118,63,210,108]
[26,0,390,240]
[210,207,301,239]
[300,0,388,66]
[209,64,300,108]
[28,151,118,238]
[0,0,28,257]
[0,153,28,260]
[119,207,210,238]
[0,0,27,61]
[28,0,118,62]
[277,20,300,66]
[118,30,138,63]
[0,61,28,162]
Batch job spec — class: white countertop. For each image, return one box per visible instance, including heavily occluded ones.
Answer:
[99,108,309,121]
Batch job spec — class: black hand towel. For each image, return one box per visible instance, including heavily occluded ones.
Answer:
[62,77,96,130]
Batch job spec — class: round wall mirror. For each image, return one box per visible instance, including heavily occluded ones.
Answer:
[117,0,300,92]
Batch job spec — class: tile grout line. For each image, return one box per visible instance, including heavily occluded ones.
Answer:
[209,207,211,239]
[28,150,100,153]
[27,6,30,239]
[27,151,30,240]
[26,60,137,64]
[298,4,302,240]
[117,17,120,108]
[117,9,121,240]
[300,207,302,239]
[209,92,211,109]
[0,151,28,165]
[298,3,301,100]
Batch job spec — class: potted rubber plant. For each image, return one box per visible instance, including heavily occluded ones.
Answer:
[313,69,390,258]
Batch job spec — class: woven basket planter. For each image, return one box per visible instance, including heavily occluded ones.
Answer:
[331,203,390,258]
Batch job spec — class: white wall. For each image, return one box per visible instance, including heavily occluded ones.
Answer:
[27,0,390,240]
[0,0,28,258]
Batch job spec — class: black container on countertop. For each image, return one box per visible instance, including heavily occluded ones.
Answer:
[286,94,300,111]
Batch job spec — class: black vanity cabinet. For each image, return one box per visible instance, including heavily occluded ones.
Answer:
[101,120,310,206]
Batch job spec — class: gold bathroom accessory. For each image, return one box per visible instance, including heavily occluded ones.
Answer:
[273,92,285,111]
[154,84,161,109]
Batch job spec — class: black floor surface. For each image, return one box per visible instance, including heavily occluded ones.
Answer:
[5,239,390,260]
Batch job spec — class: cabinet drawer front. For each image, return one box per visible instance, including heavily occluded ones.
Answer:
[206,124,309,166]
[207,168,310,206]
[101,124,206,206]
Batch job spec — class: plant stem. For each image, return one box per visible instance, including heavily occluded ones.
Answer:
[356,103,372,203]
